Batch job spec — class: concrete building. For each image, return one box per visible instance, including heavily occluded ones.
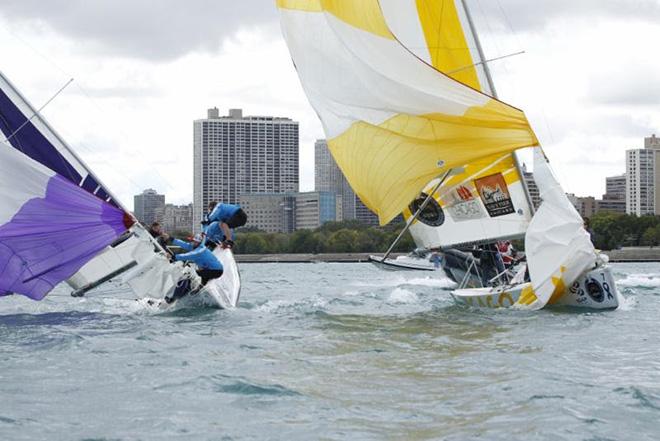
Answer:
[134,189,165,225]
[626,136,658,216]
[238,193,296,233]
[295,191,342,230]
[522,164,541,210]
[193,108,299,231]
[156,203,193,234]
[597,174,626,214]
[355,197,380,226]
[605,174,626,200]
[314,139,356,221]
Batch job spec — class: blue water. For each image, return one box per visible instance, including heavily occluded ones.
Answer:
[1,262,659,441]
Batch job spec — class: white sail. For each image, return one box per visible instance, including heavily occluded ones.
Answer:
[523,148,597,308]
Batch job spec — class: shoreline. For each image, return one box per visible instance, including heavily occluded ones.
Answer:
[234,250,660,264]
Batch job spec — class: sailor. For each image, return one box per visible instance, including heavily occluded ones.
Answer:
[205,201,247,247]
[497,241,515,268]
[171,234,224,285]
[203,220,233,248]
[148,222,169,250]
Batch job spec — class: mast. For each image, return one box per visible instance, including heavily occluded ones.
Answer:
[459,0,537,214]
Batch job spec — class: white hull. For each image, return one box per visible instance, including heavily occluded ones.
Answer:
[137,247,241,310]
[369,255,440,272]
[451,264,621,310]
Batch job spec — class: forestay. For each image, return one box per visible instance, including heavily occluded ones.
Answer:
[277,0,538,225]
[0,141,131,300]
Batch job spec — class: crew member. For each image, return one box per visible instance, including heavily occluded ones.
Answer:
[148,222,169,250]
[203,221,234,248]
[206,201,247,245]
[171,234,224,286]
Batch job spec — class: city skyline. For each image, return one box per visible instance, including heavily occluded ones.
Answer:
[2,1,657,206]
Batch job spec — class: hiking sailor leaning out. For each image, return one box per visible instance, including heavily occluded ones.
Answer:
[202,201,248,248]
[164,234,224,304]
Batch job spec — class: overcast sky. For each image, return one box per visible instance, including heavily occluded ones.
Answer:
[0,0,658,207]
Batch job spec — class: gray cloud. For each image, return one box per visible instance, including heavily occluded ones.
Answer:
[0,0,279,60]
[468,0,660,33]
[2,0,658,62]
[588,64,660,107]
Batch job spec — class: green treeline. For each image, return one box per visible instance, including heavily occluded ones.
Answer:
[232,220,415,254]
[591,213,660,250]
[175,213,660,254]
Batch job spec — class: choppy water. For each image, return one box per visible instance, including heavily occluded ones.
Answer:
[1,262,659,441]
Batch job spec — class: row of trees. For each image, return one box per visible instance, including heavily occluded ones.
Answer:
[232,220,415,254]
[591,213,660,250]
[174,213,660,254]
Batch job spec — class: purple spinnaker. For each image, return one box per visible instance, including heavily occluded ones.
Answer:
[0,175,128,300]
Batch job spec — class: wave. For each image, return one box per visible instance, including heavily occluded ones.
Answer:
[353,275,456,289]
[617,274,660,289]
[387,288,419,304]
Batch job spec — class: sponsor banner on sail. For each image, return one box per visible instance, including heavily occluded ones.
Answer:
[408,152,533,249]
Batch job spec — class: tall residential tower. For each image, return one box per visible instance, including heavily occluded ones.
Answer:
[626,134,660,216]
[193,108,299,230]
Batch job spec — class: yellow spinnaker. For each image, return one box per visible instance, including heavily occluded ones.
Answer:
[278,0,539,224]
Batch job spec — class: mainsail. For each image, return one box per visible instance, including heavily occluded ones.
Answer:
[277,0,538,226]
[0,141,131,300]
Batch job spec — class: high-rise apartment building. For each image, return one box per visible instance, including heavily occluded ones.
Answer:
[156,203,193,234]
[193,108,299,231]
[626,135,659,216]
[134,189,165,225]
[314,139,356,220]
[522,164,541,209]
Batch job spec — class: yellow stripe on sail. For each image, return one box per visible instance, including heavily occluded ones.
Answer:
[276,0,394,39]
[329,99,538,225]
[415,0,481,90]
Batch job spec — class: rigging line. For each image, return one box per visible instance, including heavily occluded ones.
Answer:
[2,78,74,144]
[495,0,524,51]
[445,51,525,75]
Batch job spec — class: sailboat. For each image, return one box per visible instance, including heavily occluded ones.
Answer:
[0,70,240,309]
[276,0,621,310]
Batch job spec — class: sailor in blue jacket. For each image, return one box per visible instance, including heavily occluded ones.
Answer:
[204,201,247,248]
[171,234,224,285]
[203,221,230,245]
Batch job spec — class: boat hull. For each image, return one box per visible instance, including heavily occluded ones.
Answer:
[451,264,621,310]
[369,255,439,272]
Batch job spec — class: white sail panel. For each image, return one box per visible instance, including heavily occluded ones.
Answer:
[408,152,532,248]
[524,148,597,309]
